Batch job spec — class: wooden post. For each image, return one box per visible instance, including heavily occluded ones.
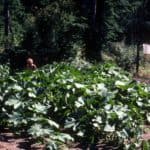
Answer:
[136,42,140,74]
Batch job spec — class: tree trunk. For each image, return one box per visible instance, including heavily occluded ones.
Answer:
[4,0,9,36]
[92,0,97,29]
[136,42,140,74]
[4,0,12,49]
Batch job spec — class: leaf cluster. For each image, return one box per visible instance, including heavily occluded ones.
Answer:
[0,63,149,149]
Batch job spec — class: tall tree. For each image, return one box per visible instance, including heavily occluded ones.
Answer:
[0,1,4,50]
[81,0,104,61]
[4,0,10,50]
[4,0,9,36]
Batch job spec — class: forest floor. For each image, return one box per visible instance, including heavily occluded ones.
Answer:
[0,74,150,150]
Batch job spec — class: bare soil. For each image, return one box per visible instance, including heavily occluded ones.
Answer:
[0,128,45,150]
[0,126,149,150]
[134,77,150,84]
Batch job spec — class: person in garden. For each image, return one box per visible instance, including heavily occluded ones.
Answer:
[26,57,37,70]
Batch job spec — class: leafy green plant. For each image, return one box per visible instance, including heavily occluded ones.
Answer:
[142,141,150,150]
[0,62,149,149]
[109,43,138,71]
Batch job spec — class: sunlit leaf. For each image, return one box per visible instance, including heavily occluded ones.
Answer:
[74,83,85,88]
[115,80,127,87]
[146,113,150,123]
[75,96,84,108]
[5,99,21,109]
[77,131,84,137]
[28,92,36,98]
[12,85,23,91]
[104,123,115,132]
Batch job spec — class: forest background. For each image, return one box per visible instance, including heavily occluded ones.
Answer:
[0,0,150,71]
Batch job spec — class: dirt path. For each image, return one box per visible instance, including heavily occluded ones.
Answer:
[134,76,150,84]
[0,127,150,150]
[0,129,44,150]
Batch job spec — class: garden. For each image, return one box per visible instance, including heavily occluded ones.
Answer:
[0,62,150,149]
[0,0,150,149]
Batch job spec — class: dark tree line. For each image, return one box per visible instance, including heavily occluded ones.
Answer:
[0,0,150,68]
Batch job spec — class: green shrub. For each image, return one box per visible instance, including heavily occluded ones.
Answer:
[109,42,138,71]
[0,63,149,149]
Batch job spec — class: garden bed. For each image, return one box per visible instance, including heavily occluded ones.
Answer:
[0,63,149,149]
[0,127,149,150]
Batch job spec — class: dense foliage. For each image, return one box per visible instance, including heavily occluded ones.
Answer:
[1,0,150,64]
[0,63,149,149]
[22,0,86,59]
[103,0,142,45]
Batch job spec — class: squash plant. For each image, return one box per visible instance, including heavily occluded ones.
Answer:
[0,63,149,149]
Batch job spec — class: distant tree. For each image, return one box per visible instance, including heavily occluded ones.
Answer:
[4,0,9,50]
[80,0,104,61]
[100,0,145,47]
[0,1,4,50]
[1,0,148,65]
